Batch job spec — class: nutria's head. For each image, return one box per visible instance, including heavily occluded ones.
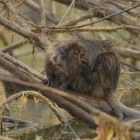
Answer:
[47,40,91,74]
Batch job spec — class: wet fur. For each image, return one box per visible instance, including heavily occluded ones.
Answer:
[44,39,120,97]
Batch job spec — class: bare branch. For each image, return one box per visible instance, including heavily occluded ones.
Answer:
[0,28,8,45]
[38,0,46,33]
[75,2,140,28]
[38,0,51,45]
[0,40,28,53]
[24,0,58,24]
[121,61,140,71]
[0,90,80,139]
[3,0,29,29]
[0,52,45,81]
[109,1,137,16]
[0,91,65,123]
[54,0,140,34]
[48,25,140,33]
[57,0,75,26]
[0,16,44,49]
[117,48,140,60]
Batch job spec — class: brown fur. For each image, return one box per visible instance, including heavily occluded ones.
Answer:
[44,39,120,97]
[44,40,91,89]
[43,38,122,117]
[43,38,122,118]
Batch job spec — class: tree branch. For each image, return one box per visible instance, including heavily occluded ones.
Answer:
[0,52,45,81]
[24,0,58,24]
[3,0,29,29]
[54,0,140,34]
[0,16,44,50]
[117,48,140,60]
[0,40,28,53]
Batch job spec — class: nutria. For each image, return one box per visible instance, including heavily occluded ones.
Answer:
[42,38,121,117]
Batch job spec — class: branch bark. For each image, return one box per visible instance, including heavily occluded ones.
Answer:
[0,51,140,135]
[0,52,45,81]
[0,16,44,50]
[0,40,28,53]
[4,0,29,29]
[54,0,140,34]
[117,48,140,60]
[24,0,58,24]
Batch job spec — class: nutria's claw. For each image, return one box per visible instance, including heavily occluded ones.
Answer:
[42,78,53,86]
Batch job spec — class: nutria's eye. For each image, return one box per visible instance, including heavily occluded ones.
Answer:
[61,51,65,56]
[57,48,65,56]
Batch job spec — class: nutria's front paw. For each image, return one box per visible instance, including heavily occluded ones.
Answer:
[42,78,53,86]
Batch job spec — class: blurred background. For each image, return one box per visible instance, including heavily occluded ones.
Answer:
[0,0,140,139]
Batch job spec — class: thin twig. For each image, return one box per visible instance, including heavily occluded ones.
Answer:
[0,28,9,45]
[73,2,140,28]
[118,48,140,60]
[121,61,140,71]
[3,0,29,30]
[0,40,28,53]
[24,0,58,24]
[121,72,140,74]
[52,103,80,139]
[47,25,140,33]
[109,1,137,16]
[61,12,95,26]
[16,0,25,7]
[0,91,66,124]
[0,52,45,80]
[0,16,44,49]
[38,0,46,34]
[50,2,140,29]
[57,0,75,26]
[38,0,50,45]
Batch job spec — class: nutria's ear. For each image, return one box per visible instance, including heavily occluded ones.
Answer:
[67,40,84,48]
[68,40,78,47]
